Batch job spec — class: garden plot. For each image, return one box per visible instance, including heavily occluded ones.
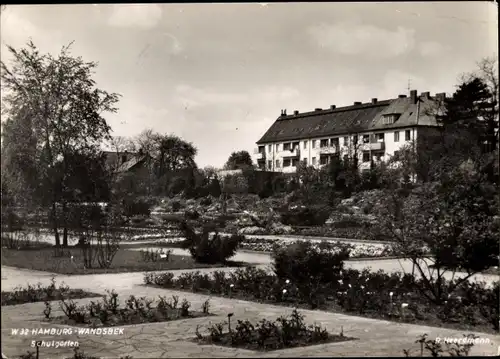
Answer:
[153,236,399,259]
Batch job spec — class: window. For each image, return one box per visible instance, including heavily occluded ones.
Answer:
[312,157,317,166]
[276,143,280,151]
[303,140,308,149]
[343,137,349,146]
[283,159,291,167]
[283,143,291,151]
[320,156,328,165]
[292,158,299,167]
[362,152,370,163]
[258,146,264,153]
[303,158,308,165]
[275,160,281,168]
[267,160,272,169]
[353,135,358,144]
[376,133,385,142]
[121,155,127,163]
[268,145,272,152]
[292,142,300,149]
[394,131,400,142]
[405,130,411,141]
[363,135,370,144]
[312,140,317,149]
[383,114,400,124]
[383,115,393,125]
[331,138,339,147]
[320,139,329,148]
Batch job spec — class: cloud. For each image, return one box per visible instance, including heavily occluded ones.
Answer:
[307,21,415,59]
[174,84,246,108]
[0,8,67,64]
[108,4,162,29]
[173,85,300,109]
[418,41,445,57]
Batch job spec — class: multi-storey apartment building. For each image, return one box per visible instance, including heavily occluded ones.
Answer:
[253,90,443,173]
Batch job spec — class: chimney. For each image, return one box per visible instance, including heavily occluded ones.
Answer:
[122,150,128,164]
[354,101,362,105]
[410,90,417,104]
[398,94,407,98]
[421,91,430,98]
[436,92,446,101]
[371,98,378,104]
[283,109,287,116]
[294,110,299,115]
[330,105,336,110]
[315,108,322,111]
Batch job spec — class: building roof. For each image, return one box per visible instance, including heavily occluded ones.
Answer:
[256,93,441,144]
[115,155,148,173]
[102,151,137,170]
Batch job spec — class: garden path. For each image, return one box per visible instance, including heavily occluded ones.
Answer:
[125,247,500,286]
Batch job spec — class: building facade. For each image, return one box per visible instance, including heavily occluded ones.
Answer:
[253,90,444,173]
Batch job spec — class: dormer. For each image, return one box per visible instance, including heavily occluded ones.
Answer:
[382,113,400,125]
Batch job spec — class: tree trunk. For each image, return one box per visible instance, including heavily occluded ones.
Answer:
[62,202,68,247]
[51,202,60,247]
[62,226,68,247]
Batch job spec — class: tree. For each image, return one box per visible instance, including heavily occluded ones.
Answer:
[372,166,499,304]
[467,56,499,152]
[155,134,197,175]
[54,150,111,203]
[438,77,497,152]
[201,166,218,182]
[224,150,254,170]
[294,161,332,205]
[1,41,120,247]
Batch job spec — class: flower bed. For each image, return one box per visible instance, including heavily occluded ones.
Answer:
[1,278,101,306]
[194,309,355,351]
[154,236,398,259]
[48,290,211,327]
[33,227,182,242]
[144,267,500,333]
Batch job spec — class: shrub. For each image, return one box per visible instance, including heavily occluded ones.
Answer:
[171,201,181,212]
[184,209,200,220]
[280,206,331,226]
[143,266,499,332]
[130,215,147,226]
[273,241,349,283]
[123,200,151,217]
[332,217,363,229]
[179,221,242,264]
[272,241,350,308]
[200,197,212,206]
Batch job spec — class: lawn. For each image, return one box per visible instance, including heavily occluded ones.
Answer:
[1,246,244,275]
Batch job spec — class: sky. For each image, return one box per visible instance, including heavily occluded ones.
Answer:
[0,2,498,168]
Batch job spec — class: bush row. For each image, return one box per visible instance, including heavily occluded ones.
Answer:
[145,267,499,331]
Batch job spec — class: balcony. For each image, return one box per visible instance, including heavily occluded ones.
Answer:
[254,148,266,160]
[369,142,385,151]
[319,145,338,154]
[281,147,300,158]
[361,142,385,151]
